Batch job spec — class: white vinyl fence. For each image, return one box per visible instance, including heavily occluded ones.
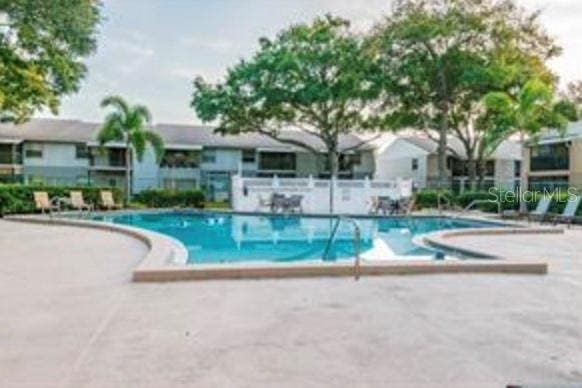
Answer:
[231,175,413,215]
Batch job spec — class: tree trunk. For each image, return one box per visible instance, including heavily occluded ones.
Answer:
[437,109,449,190]
[125,144,132,204]
[518,132,527,213]
[467,158,477,192]
[436,67,450,191]
[328,148,339,214]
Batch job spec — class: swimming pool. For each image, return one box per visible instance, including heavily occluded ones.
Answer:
[90,211,504,264]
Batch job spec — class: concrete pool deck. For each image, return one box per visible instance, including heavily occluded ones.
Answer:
[1,220,581,387]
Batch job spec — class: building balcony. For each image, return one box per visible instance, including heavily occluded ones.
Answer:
[0,151,22,166]
[530,157,569,172]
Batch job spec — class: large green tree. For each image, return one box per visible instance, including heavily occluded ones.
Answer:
[98,96,164,202]
[0,0,101,123]
[191,15,380,210]
[368,0,565,189]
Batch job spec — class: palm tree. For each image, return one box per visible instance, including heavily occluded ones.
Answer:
[98,96,164,202]
[483,79,577,211]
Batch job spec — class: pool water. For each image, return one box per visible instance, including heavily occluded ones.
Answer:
[90,212,503,264]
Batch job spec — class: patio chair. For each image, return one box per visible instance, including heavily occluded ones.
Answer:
[70,191,94,213]
[270,193,287,213]
[100,190,122,211]
[33,191,60,216]
[256,195,272,212]
[287,195,303,214]
[527,196,552,223]
[376,196,392,215]
[551,196,581,228]
[368,196,379,214]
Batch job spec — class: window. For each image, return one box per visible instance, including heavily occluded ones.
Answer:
[107,149,126,167]
[160,150,200,168]
[259,152,296,171]
[529,176,569,191]
[411,158,419,171]
[25,143,43,158]
[340,153,361,170]
[530,143,569,171]
[242,149,256,163]
[202,149,216,164]
[75,144,89,159]
[483,160,495,177]
[163,178,197,191]
[514,160,522,178]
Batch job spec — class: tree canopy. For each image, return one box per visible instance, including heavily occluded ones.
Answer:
[191,15,380,178]
[367,0,572,188]
[0,0,101,123]
[98,95,164,200]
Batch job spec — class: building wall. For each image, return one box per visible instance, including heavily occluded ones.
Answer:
[569,140,582,187]
[494,159,517,190]
[23,142,88,168]
[353,151,375,178]
[23,165,89,185]
[374,139,428,188]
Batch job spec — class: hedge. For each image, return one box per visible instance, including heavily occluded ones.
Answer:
[0,185,123,215]
[415,189,582,215]
[133,189,205,208]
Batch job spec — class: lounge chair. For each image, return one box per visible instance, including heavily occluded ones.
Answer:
[100,190,122,211]
[33,191,60,216]
[551,196,581,227]
[527,196,552,223]
[70,191,94,213]
[400,197,416,215]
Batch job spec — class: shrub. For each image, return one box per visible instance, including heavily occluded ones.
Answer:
[415,190,453,209]
[0,184,123,215]
[133,189,205,208]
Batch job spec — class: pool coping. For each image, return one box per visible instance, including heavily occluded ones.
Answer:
[4,210,556,281]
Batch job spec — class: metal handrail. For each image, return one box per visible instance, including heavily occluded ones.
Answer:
[437,192,453,214]
[454,199,501,218]
[322,216,362,280]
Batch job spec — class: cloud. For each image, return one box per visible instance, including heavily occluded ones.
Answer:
[166,65,226,83]
[101,34,155,74]
[179,37,234,54]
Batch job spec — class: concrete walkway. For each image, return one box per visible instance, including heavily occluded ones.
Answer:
[1,220,581,387]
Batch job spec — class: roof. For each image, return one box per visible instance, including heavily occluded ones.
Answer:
[0,119,376,152]
[0,118,520,159]
[534,121,582,145]
[0,119,97,143]
[401,135,521,160]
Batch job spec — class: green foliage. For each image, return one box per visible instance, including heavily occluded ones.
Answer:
[483,79,577,153]
[98,95,165,201]
[368,0,568,187]
[0,184,122,215]
[98,95,164,162]
[191,15,380,177]
[415,188,582,216]
[414,190,457,210]
[0,0,101,122]
[133,189,205,209]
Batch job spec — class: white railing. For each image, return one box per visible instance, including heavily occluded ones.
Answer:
[231,175,413,215]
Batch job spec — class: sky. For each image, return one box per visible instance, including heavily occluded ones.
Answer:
[41,0,582,125]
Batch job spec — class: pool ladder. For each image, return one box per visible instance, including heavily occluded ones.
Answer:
[322,216,362,281]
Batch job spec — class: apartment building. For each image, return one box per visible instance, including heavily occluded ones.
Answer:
[0,119,521,200]
[371,133,521,192]
[523,121,582,191]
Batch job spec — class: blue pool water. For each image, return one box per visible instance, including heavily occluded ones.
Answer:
[90,211,503,264]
